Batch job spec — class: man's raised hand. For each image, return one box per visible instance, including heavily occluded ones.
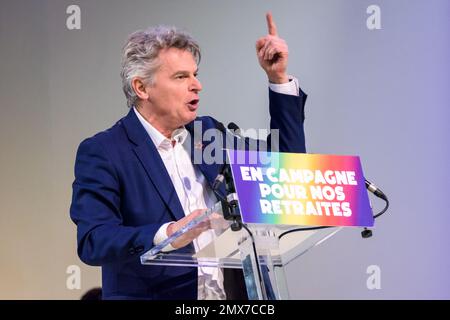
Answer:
[256,12,289,84]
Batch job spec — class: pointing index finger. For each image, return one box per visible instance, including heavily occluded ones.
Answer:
[266,12,278,36]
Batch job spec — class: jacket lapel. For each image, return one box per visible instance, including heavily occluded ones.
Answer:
[122,109,186,221]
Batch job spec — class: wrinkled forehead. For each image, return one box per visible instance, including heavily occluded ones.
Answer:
[157,48,198,73]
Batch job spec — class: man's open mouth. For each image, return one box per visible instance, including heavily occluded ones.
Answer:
[187,99,199,110]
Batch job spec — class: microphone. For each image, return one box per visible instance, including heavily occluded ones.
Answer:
[362,179,388,239]
[211,121,230,192]
[215,121,226,134]
[364,179,387,201]
[211,120,242,191]
[212,173,225,192]
[211,120,242,194]
[227,122,243,138]
[213,120,247,147]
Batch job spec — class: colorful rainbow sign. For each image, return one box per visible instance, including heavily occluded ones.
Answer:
[227,150,374,227]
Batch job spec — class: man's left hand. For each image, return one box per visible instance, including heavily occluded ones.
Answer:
[256,12,289,84]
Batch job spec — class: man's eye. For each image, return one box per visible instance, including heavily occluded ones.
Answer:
[176,75,187,79]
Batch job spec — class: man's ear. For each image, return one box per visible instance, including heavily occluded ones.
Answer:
[131,77,150,100]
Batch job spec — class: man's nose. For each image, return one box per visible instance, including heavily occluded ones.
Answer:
[190,76,202,92]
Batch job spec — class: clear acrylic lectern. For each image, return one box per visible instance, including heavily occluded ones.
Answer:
[141,193,341,300]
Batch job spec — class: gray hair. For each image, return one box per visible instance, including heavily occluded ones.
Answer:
[120,25,201,108]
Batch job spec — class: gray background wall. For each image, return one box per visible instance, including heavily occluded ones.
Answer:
[0,0,449,299]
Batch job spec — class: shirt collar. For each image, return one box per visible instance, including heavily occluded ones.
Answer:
[133,107,188,149]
